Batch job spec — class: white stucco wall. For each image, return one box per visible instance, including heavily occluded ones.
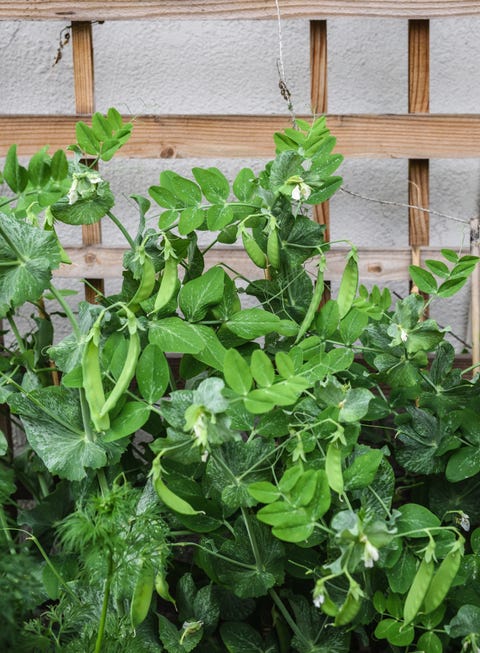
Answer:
[0,16,479,346]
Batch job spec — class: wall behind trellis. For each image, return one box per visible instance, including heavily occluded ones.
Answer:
[1,3,480,352]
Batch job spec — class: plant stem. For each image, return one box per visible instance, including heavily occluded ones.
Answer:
[48,283,81,339]
[0,507,16,555]
[7,313,26,355]
[79,388,95,443]
[94,548,114,653]
[269,588,306,644]
[106,210,135,248]
[97,468,109,497]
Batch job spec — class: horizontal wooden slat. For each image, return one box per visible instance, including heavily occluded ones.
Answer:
[3,114,480,159]
[57,245,446,282]
[0,1,479,20]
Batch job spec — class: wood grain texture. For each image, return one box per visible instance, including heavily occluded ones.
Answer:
[72,21,104,301]
[310,20,330,239]
[57,245,450,282]
[408,20,429,248]
[1,1,480,20]
[3,114,480,159]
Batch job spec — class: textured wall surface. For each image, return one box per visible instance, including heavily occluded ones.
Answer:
[0,16,479,345]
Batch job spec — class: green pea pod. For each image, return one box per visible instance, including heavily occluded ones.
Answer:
[267,226,281,270]
[295,259,325,344]
[337,252,358,318]
[82,338,110,432]
[403,557,434,626]
[154,475,203,516]
[100,328,140,417]
[334,591,362,627]
[129,254,156,309]
[242,230,267,269]
[325,442,344,494]
[153,256,178,313]
[130,560,154,628]
[155,570,176,605]
[423,548,462,614]
[321,593,339,618]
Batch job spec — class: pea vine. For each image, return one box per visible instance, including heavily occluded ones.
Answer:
[0,110,479,653]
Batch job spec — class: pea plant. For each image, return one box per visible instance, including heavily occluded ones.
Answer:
[1,109,480,653]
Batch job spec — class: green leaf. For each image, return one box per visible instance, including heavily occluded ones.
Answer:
[374,619,414,647]
[247,481,280,504]
[149,185,178,209]
[178,206,205,235]
[136,343,170,403]
[250,350,275,387]
[207,204,234,231]
[343,448,383,490]
[437,276,469,298]
[425,259,450,278]
[160,170,202,208]
[4,144,28,192]
[224,349,253,395]
[417,631,442,653]
[339,387,373,423]
[339,308,368,345]
[8,387,108,481]
[233,168,256,202]
[28,147,51,187]
[409,265,438,294]
[190,324,227,371]
[76,121,100,156]
[50,149,68,181]
[396,504,441,537]
[226,309,298,340]
[51,185,114,225]
[447,604,480,637]
[446,447,480,482]
[149,317,205,353]
[0,214,61,315]
[193,167,230,203]
[179,266,225,322]
[0,430,8,456]
[104,401,151,441]
[387,548,417,594]
[220,622,266,653]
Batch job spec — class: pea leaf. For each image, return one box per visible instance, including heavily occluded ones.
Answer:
[179,266,225,322]
[224,349,253,395]
[158,614,203,653]
[409,265,438,294]
[193,167,230,203]
[149,317,204,353]
[0,214,61,316]
[343,448,383,490]
[447,604,480,637]
[396,504,441,537]
[8,387,108,481]
[220,622,273,653]
[159,171,202,208]
[135,343,170,403]
[446,446,480,482]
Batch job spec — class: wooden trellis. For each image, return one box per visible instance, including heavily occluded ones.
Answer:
[0,0,479,362]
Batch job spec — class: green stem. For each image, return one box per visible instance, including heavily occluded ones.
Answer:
[269,589,306,643]
[97,468,109,497]
[170,542,256,570]
[241,507,262,568]
[48,283,81,339]
[94,548,114,653]
[0,508,16,555]
[79,388,95,443]
[106,210,135,248]
[7,313,27,355]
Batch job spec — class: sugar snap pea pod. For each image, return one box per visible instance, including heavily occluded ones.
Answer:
[82,332,110,432]
[334,589,362,627]
[129,253,156,309]
[152,255,178,314]
[153,474,203,516]
[99,314,140,417]
[267,225,281,270]
[423,547,462,614]
[325,441,344,494]
[130,559,154,628]
[242,229,268,269]
[403,557,434,626]
[295,256,325,344]
[337,250,359,318]
[155,570,176,605]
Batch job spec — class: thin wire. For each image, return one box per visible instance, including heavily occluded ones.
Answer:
[274,0,296,123]
[339,187,470,226]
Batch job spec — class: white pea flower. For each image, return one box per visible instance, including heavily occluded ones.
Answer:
[313,580,326,608]
[68,170,104,205]
[400,327,408,343]
[291,182,311,202]
[459,511,471,532]
[360,534,380,568]
[313,593,324,608]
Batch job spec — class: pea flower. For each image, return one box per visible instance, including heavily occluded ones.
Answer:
[312,580,325,608]
[360,534,380,568]
[68,170,104,204]
[291,181,312,201]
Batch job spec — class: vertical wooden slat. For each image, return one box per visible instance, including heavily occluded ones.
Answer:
[71,21,104,302]
[408,20,430,271]
[470,217,480,369]
[310,20,330,240]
